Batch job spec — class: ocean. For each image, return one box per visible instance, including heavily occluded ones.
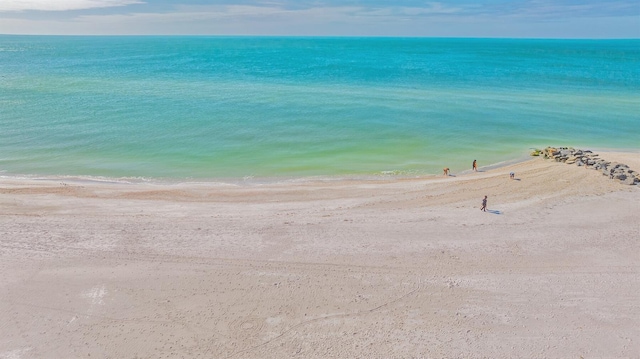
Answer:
[1,36,638,182]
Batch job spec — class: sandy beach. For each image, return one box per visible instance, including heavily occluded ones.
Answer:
[1,153,639,358]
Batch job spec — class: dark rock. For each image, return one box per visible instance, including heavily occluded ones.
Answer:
[622,177,636,185]
[542,147,638,185]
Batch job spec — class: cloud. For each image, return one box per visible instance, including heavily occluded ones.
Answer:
[71,5,365,26]
[0,0,144,12]
[0,0,637,37]
[73,2,465,23]
[480,0,640,18]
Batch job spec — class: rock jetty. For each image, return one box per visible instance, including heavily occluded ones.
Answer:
[531,147,639,185]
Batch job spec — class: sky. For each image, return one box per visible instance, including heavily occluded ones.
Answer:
[0,0,638,38]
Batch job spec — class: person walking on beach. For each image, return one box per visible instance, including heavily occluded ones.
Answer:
[473,160,478,172]
[481,195,487,212]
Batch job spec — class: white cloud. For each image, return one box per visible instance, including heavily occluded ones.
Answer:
[72,5,369,24]
[72,3,462,24]
[0,1,636,37]
[0,0,143,12]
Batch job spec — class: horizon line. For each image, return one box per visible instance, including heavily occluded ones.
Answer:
[1,33,639,40]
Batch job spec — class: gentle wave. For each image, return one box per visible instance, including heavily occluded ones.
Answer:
[1,36,638,180]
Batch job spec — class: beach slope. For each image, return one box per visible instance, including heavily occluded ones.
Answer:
[1,155,639,358]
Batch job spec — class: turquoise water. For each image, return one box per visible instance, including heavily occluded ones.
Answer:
[1,36,639,181]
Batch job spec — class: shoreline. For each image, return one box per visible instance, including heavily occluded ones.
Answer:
[2,147,637,187]
[1,147,638,358]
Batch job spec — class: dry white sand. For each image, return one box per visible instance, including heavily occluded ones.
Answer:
[1,153,639,358]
